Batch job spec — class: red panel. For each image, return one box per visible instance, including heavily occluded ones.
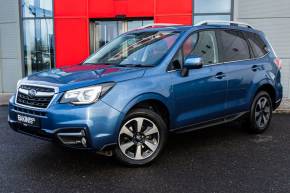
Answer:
[114,0,128,15]
[88,0,115,18]
[155,0,192,14]
[89,0,153,18]
[54,0,193,67]
[155,15,192,25]
[127,0,154,17]
[54,0,87,17]
[54,18,89,67]
[154,0,193,25]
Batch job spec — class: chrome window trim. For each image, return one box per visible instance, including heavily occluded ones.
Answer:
[203,52,270,67]
[167,52,270,73]
[167,69,181,73]
[15,83,58,110]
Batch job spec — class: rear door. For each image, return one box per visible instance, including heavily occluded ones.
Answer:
[216,29,255,114]
[170,30,228,128]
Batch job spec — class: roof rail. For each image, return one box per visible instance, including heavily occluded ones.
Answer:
[194,20,254,29]
[134,23,182,30]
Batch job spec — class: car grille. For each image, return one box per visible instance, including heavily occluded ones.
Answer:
[16,85,55,109]
[13,106,47,116]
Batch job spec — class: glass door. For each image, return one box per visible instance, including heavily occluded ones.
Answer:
[90,19,153,53]
[21,0,55,75]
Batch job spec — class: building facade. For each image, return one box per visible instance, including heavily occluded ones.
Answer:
[0,0,23,95]
[0,0,289,109]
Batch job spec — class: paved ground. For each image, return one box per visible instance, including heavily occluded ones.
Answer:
[1,106,290,193]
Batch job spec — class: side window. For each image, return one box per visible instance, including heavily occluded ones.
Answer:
[218,30,251,62]
[184,31,219,65]
[168,30,219,71]
[246,32,268,58]
[169,49,183,71]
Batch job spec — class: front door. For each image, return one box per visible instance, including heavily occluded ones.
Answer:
[171,30,227,129]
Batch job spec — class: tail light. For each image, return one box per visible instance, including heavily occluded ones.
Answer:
[274,58,282,69]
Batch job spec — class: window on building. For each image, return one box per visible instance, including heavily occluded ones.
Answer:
[218,30,251,62]
[89,19,153,53]
[128,20,153,31]
[193,0,233,24]
[21,0,55,75]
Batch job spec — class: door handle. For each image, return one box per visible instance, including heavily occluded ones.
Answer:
[215,72,226,79]
[251,65,259,71]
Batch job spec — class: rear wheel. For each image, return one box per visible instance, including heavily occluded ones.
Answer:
[246,91,273,133]
[114,108,167,166]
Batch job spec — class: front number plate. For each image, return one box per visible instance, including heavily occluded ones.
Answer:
[17,113,40,127]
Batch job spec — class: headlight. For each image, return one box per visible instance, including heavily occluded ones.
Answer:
[16,79,22,89]
[60,83,114,105]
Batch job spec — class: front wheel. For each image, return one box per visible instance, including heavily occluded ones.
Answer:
[246,91,273,134]
[114,108,167,166]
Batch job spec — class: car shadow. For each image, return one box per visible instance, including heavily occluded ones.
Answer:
[24,119,249,171]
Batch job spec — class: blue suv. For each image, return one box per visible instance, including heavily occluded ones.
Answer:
[8,21,283,165]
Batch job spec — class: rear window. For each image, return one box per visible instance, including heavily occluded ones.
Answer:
[245,32,268,58]
[218,30,251,62]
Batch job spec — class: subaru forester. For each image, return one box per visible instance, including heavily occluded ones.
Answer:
[8,21,283,165]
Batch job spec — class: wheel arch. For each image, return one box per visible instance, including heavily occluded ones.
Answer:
[253,82,276,108]
[122,93,173,129]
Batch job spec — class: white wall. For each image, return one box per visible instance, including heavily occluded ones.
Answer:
[234,0,290,102]
[0,0,22,93]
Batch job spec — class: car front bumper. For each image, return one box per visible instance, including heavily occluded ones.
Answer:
[8,95,124,151]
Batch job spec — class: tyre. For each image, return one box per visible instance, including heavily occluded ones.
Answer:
[246,91,273,134]
[114,108,167,166]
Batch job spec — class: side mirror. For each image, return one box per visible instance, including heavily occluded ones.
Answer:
[184,55,203,69]
[181,55,203,77]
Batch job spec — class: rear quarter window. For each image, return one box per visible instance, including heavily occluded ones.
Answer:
[245,32,268,58]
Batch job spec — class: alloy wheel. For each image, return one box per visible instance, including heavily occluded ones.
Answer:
[118,117,160,160]
[255,96,271,128]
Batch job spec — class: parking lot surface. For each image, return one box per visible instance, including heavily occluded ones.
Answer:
[1,106,290,193]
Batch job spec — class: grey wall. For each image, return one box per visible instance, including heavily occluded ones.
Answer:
[234,0,290,100]
[0,0,22,93]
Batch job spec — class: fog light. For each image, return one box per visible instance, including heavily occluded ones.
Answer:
[81,137,87,147]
